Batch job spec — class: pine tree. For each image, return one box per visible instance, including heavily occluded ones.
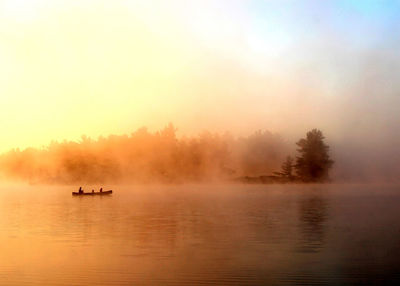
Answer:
[295,129,334,182]
[274,156,294,181]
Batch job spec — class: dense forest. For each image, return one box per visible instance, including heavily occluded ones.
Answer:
[0,124,291,184]
[0,125,334,184]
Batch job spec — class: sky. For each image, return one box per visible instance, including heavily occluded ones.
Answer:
[0,0,399,179]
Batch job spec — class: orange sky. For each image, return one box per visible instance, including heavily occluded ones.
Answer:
[0,0,399,153]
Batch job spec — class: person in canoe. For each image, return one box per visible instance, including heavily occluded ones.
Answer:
[99,188,103,193]
[79,186,83,194]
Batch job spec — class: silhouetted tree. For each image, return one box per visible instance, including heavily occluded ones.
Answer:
[295,129,334,182]
[277,156,294,181]
[284,156,294,179]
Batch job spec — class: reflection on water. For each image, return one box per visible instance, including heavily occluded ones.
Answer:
[0,184,400,285]
[298,192,328,253]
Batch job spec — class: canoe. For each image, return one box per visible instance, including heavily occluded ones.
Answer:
[72,190,112,196]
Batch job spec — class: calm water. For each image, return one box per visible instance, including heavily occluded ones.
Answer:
[0,184,399,285]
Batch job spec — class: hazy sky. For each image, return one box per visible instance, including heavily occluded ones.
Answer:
[0,0,399,157]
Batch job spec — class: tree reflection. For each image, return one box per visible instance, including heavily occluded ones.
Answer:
[297,193,328,253]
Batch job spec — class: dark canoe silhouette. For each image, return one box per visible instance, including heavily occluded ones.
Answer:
[72,190,112,196]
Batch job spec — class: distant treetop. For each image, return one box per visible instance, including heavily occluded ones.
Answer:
[294,129,334,182]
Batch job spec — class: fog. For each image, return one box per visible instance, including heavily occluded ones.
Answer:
[0,125,290,184]
[0,120,398,184]
[0,1,399,183]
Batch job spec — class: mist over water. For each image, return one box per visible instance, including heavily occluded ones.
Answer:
[1,184,400,285]
[1,2,400,285]
[0,121,398,184]
[0,1,399,183]
[0,126,290,184]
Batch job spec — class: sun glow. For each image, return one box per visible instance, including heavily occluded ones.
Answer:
[0,0,398,166]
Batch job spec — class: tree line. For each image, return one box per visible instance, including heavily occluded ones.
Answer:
[0,124,289,184]
[0,125,333,184]
[274,129,334,182]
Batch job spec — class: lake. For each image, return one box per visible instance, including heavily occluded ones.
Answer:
[0,184,399,285]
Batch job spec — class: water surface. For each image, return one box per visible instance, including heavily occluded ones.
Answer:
[0,184,399,285]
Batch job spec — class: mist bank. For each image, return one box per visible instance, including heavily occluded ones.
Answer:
[0,124,398,185]
[0,125,289,184]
